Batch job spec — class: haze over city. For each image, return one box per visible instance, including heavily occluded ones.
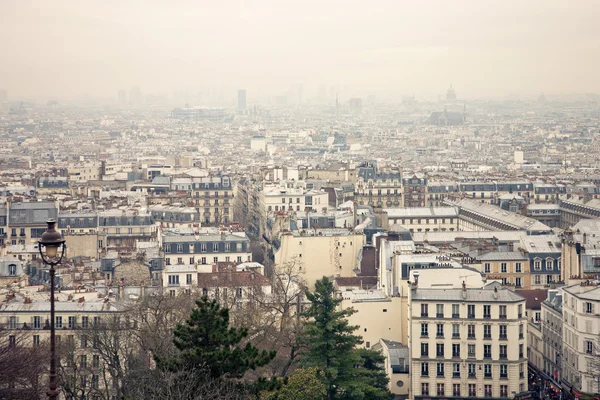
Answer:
[1,0,600,101]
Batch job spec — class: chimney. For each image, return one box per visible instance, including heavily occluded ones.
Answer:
[413,272,419,289]
[583,233,587,246]
[250,272,255,281]
[493,286,498,299]
[461,280,467,299]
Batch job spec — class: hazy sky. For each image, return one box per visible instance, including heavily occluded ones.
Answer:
[1,0,599,100]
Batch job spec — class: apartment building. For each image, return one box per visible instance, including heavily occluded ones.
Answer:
[274,229,365,290]
[191,174,234,226]
[161,229,252,288]
[4,201,58,245]
[541,289,563,389]
[149,205,199,228]
[478,252,531,289]
[558,195,600,230]
[561,283,600,398]
[98,210,157,250]
[403,173,427,208]
[426,181,459,207]
[534,183,566,204]
[384,207,458,233]
[409,281,528,399]
[354,162,402,207]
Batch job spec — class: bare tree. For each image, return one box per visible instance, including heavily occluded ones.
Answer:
[0,328,48,400]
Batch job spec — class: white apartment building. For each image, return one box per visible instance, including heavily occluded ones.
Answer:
[161,229,252,288]
[384,207,459,233]
[260,181,329,214]
[541,289,563,388]
[409,280,528,399]
[561,283,600,398]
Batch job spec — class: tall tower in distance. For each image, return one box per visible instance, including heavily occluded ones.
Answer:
[238,89,247,114]
[446,84,457,102]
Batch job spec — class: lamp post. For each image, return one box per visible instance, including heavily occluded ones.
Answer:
[38,219,66,400]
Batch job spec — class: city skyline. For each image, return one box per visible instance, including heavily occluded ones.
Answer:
[1,0,600,100]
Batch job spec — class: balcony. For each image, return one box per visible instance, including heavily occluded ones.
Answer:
[436,313,444,318]
[468,334,476,340]
[483,334,492,340]
[468,313,475,318]
[499,314,507,320]
[453,372,460,378]
[468,373,476,378]
[437,372,444,378]
[421,313,428,318]
[499,334,507,340]
[452,313,460,318]
[483,314,491,319]
[484,374,492,379]
[452,333,460,339]
[499,354,507,360]
[484,354,492,359]
[500,373,508,379]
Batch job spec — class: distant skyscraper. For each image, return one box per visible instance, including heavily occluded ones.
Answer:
[130,86,142,106]
[238,89,247,114]
[446,84,457,102]
[0,89,6,102]
[118,90,127,106]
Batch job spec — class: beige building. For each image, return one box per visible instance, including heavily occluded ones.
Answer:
[478,252,531,289]
[372,339,410,399]
[408,281,528,399]
[340,289,407,348]
[383,207,458,233]
[274,230,365,289]
[561,283,600,397]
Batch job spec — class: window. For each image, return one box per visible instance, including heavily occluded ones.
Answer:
[421,362,429,377]
[421,323,429,337]
[484,344,492,359]
[80,354,87,368]
[33,335,40,346]
[92,374,99,389]
[168,275,179,285]
[468,344,476,358]
[81,335,88,348]
[484,364,492,378]
[201,257,206,264]
[175,244,183,253]
[237,256,242,263]
[485,385,492,397]
[519,343,524,358]
[421,383,429,396]
[546,258,554,270]
[236,288,243,298]
[8,316,17,329]
[585,302,594,314]
[436,323,444,338]
[499,305,507,319]
[453,362,460,378]
[436,362,444,377]
[452,324,460,338]
[33,316,41,329]
[519,323,524,338]
[452,343,460,358]
[213,243,219,252]
[165,258,171,265]
[453,383,461,396]
[586,341,593,354]
[81,316,88,328]
[468,304,475,318]
[213,257,218,263]
[516,262,522,272]
[519,363,525,378]
[518,304,523,318]
[186,274,192,285]
[500,385,508,397]
[200,243,207,252]
[483,305,491,318]
[421,342,429,357]
[8,335,15,347]
[421,303,428,317]
[437,383,445,396]
[468,324,475,339]
[501,262,507,273]
[177,257,183,264]
[56,316,62,329]
[468,363,476,378]
[452,304,459,318]
[534,259,542,271]
[190,257,195,264]
[225,243,231,251]
[484,263,491,273]
[499,325,507,339]
[534,274,541,285]
[436,304,444,318]
[499,344,507,359]
[93,355,100,368]
[436,343,444,358]
[483,324,491,339]
[468,384,477,397]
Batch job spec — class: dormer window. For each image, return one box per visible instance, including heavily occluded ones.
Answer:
[8,264,17,276]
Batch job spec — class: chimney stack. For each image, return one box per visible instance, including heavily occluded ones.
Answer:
[461,280,467,299]
[493,286,498,299]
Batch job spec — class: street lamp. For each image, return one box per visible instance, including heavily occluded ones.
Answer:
[38,219,66,400]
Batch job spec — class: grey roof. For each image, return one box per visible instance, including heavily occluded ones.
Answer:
[478,251,528,261]
[563,284,600,301]
[412,287,525,303]
[0,301,124,313]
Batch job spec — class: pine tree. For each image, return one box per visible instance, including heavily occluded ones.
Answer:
[161,296,276,380]
[300,277,392,400]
